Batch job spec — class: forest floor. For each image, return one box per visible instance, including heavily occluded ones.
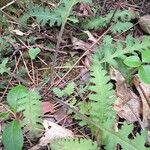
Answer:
[0,0,150,150]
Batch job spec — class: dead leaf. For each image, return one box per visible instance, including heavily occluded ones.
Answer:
[71,37,92,51]
[110,68,141,123]
[84,31,97,42]
[11,29,24,36]
[133,76,150,125]
[41,102,55,114]
[139,15,150,34]
[29,119,74,150]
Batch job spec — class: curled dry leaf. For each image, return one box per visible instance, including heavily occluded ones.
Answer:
[110,68,141,123]
[84,31,97,42]
[29,119,74,150]
[11,29,24,36]
[71,37,92,51]
[139,15,150,34]
[133,76,150,125]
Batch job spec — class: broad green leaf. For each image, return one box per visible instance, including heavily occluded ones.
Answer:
[28,48,41,60]
[124,56,141,67]
[0,58,10,74]
[2,120,23,150]
[53,87,64,97]
[142,50,150,63]
[0,112,9,120]
[64,82,75,95]
[7,85,28,112]
[139,65,150,84]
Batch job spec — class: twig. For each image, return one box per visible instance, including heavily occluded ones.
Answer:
[0,0,17,10]
[54,25,112,87]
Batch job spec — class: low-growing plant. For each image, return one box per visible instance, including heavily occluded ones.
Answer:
[124,49,150,84]
[1,85,43,150]
[50,35,150,150]
[1,0,150,149]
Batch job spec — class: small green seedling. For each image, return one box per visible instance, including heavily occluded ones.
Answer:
[124,50,150,84]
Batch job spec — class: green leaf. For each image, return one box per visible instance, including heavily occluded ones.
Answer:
[111,21,133,33]
[53,87,64,97]
[124,56,141,67]
[51,138,99,150]
[142,50,150,63]
[0,58,10,74]
[28,48,41,60]
[64,82,75,95]
[139,65,150,84]
[2,120,23,150]
[103,123,148,150]
[17,90,43,135]
[0,112,9,120]
[7,85,28,112]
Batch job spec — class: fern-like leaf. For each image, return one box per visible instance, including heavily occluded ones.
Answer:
[51,138,99,150]
[103,123,148,150]
[18,90,43,135]
[89,60,116,128]
[21,5,61,27]
[97,36,150,68]
[111,21,133,33]
[21,0,91,27]
[83,9,136,32]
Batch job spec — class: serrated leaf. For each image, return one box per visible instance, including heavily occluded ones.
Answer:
[111,21,133,33]
[64,82,75,95]
[7,85,28,112]
[0,58,10,74]
[0,112,9,120]
[17,89,43,135]
[28,48,41,60]
[124,56,141,67]
[142,50,150,63]
[53,87,64,97]
[139,65,150,84]
[2,120,23,150]
[51,138,99,150]
[103,123,148,150]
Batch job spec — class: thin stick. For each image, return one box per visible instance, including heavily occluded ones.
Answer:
[0,0,17,10]
[54,25,112,87]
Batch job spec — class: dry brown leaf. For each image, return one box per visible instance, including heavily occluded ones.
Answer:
[133,76,150,125]
[71,37,92,51]
[110,68,141,123]
[139,15,150,34]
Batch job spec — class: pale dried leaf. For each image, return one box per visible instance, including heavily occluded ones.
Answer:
[84,31,97,42]
[110,68,140,123]
[40,119,74,146]
[29,119,74,150]
[71,37,91,51]
[11,29,24,36]
[139,15,150,34]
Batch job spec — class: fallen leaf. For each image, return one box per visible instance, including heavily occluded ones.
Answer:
[11,29,24,36]
[71,37,92,51]
[29,119,74,150]
[133,76,150,125]
[139,15,150,34]
[41,102,55,114]
[84,31,97,42]
[110,68,141,123]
